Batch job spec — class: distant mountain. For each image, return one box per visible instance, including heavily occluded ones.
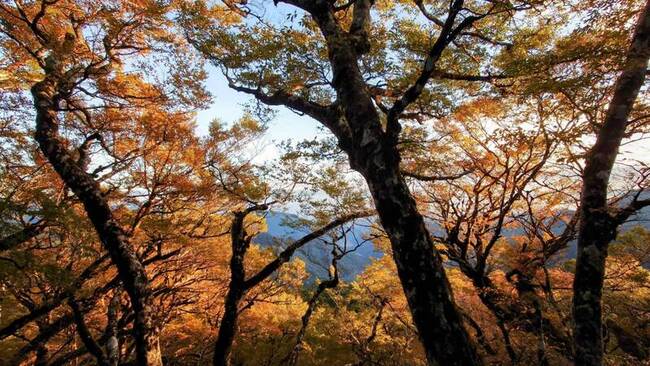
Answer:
[253,212,382,282]
[254,202,650,281]
[557,194,650,263]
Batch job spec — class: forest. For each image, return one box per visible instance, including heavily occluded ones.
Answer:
[0,0,649,365]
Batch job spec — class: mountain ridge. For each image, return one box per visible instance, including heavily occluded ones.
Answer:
[254,206,650,280]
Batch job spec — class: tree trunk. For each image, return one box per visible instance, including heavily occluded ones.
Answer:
[296,4,482,364]
[572,2,650,365]
[213,285,245,366]
[213,211,249,366]
[363,169,482,366]
[31,72,161,366]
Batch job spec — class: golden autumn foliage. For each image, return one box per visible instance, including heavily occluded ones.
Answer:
[1,0,650,365]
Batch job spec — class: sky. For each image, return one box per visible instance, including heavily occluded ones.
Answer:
[193,1,322,162]
[195,66,323,161]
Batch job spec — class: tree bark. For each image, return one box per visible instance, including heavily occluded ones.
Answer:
[31,70,161,365]
[213,211,249,366]
[572,2,650,365]
[363,170,481,365]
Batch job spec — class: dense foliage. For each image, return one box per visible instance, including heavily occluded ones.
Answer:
[0,0,649,365]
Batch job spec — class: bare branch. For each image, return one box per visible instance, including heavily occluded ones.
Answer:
[402,168,472,182]
[243,211,373,289]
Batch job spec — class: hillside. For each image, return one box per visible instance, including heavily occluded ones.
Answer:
[256,206,650,280]
[253,212,381,281]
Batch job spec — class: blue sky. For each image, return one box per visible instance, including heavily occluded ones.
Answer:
[193,1,323,161]
[195,66,323,161]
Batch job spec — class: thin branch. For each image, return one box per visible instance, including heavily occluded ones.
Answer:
[243,211,373,289]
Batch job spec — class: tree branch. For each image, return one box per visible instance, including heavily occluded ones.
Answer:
[387,0,485,141]
[614,196,650,224]
[0,222,45,251]
[243,211,373,289]
[69,298,110,366]
[227,81,350,143]
[349,0,375,54]
[402,168,472,182]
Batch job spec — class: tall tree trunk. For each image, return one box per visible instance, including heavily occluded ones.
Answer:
[572,2,650,365]
[363,168,481,366]
[213,210,249,366]
[292,4,481,364]
[31,70,161,365]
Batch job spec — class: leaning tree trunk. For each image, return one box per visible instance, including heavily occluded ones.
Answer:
[360,166,482,366]
[31,69,161,365]
[306,5,482,364]
[572,2,650,365]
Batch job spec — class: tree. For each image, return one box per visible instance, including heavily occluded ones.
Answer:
[571,1,650,364]
[601,227,650,362]
[410,97,577,363]
[206,138,373,364]
[0,1,210,363]
[181,0,553,363]
[213,204,368,365]
[282,224,371,366]
[3,1,650,365]
[573,2,650,365]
